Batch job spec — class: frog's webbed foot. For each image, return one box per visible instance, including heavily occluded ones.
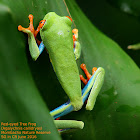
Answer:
[18,14,35,35]
[80,64,97,85]
[18,14,45,44]
[80,64,105,110]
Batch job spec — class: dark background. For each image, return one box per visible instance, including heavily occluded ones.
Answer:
[76,0,140,67]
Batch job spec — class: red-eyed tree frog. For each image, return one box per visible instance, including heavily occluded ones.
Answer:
[18,12,105,133]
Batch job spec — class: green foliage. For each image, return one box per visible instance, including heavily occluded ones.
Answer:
[0,2,61,140]
[0,0,140,140]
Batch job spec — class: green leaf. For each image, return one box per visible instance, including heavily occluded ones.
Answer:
[0,3,61,140]
[0,0,140,140]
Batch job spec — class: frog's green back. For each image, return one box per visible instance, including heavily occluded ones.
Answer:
[40,12,83,111]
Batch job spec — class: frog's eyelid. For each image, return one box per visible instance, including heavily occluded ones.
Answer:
[66,16,72,21]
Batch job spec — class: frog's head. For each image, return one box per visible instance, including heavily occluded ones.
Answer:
[40,12,72,32]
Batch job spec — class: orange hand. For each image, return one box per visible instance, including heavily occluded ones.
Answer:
[18,14,35,35]
[18,14,46,45]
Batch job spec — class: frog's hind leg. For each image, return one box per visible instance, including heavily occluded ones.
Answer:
[80,64,105,110]
[50,63,104,119]
[54,120,84,133]
[50,104,84,132]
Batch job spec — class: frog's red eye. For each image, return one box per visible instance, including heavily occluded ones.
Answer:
[66,16,72,21]
[39,20,46,28]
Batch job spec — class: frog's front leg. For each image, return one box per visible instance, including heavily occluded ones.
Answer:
[72,29,81,60]
[18,14,46,60]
